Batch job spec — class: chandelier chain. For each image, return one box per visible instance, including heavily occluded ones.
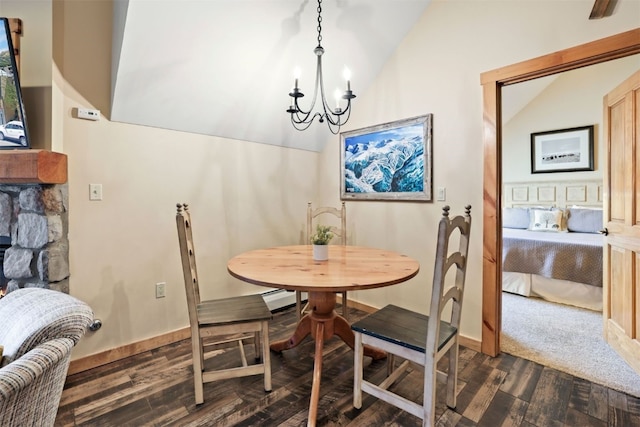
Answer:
[317,0,322,46]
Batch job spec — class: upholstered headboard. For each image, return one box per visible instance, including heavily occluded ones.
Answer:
[503,180,603,209]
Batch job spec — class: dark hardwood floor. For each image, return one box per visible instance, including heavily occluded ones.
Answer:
[56,304,640,426]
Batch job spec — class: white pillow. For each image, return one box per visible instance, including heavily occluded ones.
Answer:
[503,207,530,229]
[567,208,602,233]
[528,208,565,232]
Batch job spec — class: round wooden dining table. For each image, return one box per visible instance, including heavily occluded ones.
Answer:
[227,245,420,427]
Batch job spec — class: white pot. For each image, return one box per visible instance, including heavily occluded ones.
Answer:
[312,244,329,261]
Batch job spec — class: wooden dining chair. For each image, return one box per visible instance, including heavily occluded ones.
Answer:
[352,205,472,426]
[295,201,348,321]
[175,203,272,405]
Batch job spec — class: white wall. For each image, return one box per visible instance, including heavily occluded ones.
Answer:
[317,0,639,341]
[3,0,639,360]
[503,56,639,183]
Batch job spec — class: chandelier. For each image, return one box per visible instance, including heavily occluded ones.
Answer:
[286,0,356,134]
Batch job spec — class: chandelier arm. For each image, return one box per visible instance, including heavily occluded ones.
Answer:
[316,53,351,128]
[291,116,315,131]
[325,111,344,134]
[320,96,353,126]
[291,110,320,125]
[302,52,323,116]
[337,105,352,124]
[289,52,323,120]
[317,63,334,123]
[326,125,340,135]
[327,119,342,134]
[320,95,353,122]
[291,100,314,123]
[291,112,324,131]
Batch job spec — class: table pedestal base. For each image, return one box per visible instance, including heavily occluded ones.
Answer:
[270,291,385,427]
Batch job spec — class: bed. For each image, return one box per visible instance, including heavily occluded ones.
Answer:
[502,180,604,311]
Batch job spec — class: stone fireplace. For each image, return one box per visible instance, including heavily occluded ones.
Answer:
[0,184,69,294]
[0,150,69,295]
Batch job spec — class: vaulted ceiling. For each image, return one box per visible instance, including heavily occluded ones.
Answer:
[110,1,432,152]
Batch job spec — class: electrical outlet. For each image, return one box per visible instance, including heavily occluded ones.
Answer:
[155,282,166,298]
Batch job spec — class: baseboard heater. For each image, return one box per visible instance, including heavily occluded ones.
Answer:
[261,289,306,312]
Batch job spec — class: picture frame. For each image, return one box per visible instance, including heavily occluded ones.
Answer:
[0,18,29,149]
[340,114,432,201]
[530,125,594,174]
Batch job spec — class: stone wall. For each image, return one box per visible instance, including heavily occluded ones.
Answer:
[0,183,69,294]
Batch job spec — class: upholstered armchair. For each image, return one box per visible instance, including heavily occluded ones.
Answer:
[0,288,93,426]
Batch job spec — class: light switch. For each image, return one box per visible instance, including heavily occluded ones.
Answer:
[437,187,446,201]
[89,184,103,201]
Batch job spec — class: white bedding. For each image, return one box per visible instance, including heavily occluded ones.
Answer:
[503,271,602,311]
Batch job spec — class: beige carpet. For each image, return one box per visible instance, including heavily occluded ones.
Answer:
[501,292,640,397]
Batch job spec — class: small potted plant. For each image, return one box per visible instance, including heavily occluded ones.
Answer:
[311,224,333,261]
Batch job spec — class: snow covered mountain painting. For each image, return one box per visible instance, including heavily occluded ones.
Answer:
[340,114,432,201]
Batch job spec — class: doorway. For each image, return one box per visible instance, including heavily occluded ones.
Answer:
[480,28,640,357]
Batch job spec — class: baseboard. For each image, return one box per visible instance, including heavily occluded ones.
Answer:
[68,327,190,375]
[459,335,481,352]
[68,299,483,375]
[347,299,377,313]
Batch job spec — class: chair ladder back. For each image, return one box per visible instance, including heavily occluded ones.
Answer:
[176,203,202,324]
[449,211,471,330]
[429,205,472,333]
[300,201,348,320]
[307,202,346,245]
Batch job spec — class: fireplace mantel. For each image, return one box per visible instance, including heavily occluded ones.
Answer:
[0,149,67,184]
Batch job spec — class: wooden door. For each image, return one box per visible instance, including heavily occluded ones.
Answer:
[603,69,640,373]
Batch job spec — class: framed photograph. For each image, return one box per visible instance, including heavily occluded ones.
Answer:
[340,114,432,201]
[531,125,594,174]
[0,18,30,149]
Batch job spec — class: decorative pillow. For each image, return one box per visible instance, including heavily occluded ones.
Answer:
[503,207,530,229]
[567,208,603,234]
[528,208,564,232]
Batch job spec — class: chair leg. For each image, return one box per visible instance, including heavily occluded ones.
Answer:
[296,291,311,320]
[295,291,303,321]
[254,331,261,362]
[423,352,437,426]
[341,292,349,320]
[353,331,364,409]
[262,321,272,392]
[446,341,459,409]
[199,336,205,369]
[191,330,205,405]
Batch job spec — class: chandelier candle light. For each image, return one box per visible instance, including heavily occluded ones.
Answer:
[286,0,356,134]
